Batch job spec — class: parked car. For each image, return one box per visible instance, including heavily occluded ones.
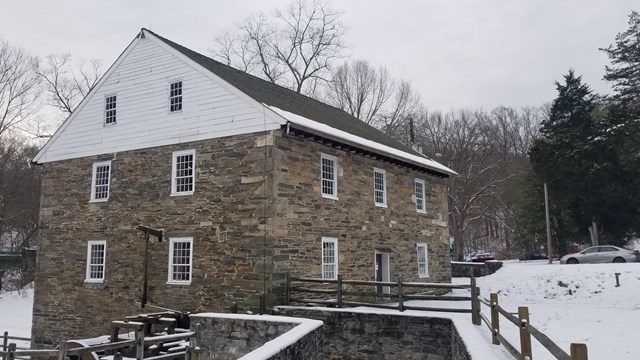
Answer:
[470,252,495,263]
[519,252,549,261]
[560,246,640,264]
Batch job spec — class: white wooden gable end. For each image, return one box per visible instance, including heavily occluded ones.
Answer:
[33,30,285,164]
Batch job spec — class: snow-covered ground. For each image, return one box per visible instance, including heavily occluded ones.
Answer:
[456,260,640,360]
[2,262,639,359]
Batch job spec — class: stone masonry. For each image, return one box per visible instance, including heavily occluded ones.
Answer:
[32,129,451,346]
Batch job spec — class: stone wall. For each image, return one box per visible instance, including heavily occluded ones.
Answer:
[276,307,471,360]
[269,133,451,299]
[190,313,323,360]
[33,129,452,346]
[451,261,503,278]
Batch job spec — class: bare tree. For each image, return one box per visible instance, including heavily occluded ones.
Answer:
[0,38,41,138]
[325,59,394,124]
[212,0,348,96]
[38,53,103,116]
[416,107,544,260]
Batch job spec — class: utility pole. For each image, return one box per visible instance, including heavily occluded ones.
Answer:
[544,182,552,264]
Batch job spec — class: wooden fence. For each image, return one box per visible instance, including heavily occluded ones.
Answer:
[286,273,478,315]
[475,292,589,360]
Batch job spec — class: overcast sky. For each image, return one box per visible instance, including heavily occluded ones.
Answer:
[0,0,637,112]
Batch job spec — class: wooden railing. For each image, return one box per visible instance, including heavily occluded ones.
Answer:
[475,292,588,360]
[286,273,479,315]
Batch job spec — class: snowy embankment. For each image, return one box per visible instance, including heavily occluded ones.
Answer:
[0,284,33,348]
[454,261,640,360]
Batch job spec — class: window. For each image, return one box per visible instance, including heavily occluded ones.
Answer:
[169,81,183,112]
[417,243,428,277]
[321,237,338,280]
[171,150,195,195]
[321,154,337,199]
[415,179,426,213]
[91,161,111,202]
[168,237,193,284]
[105,95,117,125]
[86,240,106,282]
[373,168,387,207]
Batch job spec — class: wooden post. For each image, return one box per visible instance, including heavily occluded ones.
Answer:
[470,277,479,325]
[6,343,15,360]
[337,274,343,308]
[114,353,123,360]
[231,302,238,314]
[2,331,8,360]
[397,277,404,312]
[518,307,532,360]
[58,341,68,360]
[285,272,291,306]
[135,329,144,360]
[570,343,588,360]
[490,293,500,345]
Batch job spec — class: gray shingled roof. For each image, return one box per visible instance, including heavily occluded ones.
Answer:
[145,29,428,159]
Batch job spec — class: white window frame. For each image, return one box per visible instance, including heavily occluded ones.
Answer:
[169,80,183,113]
[167,237,193,285]
[104,94,117,125]
[320,153,338,200]
[90,161,111,202]
[85,240,106,283]
[417,243,429,278]
[321,237,338,280]
[415,179,426,213]
[171,149,195,196]
[373,168,387,207]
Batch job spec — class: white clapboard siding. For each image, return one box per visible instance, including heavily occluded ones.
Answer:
[34,32,284,164]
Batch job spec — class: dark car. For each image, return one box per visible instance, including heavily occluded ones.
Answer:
[519,252,549,261]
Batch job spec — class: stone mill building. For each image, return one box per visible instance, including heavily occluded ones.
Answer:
[31,29,455,346]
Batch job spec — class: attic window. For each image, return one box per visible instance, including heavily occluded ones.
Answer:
[170,81,183,112]
[105,95,117,125]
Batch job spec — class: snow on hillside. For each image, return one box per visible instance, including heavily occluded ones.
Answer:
[0,284,33,347]
[459,261,640,360]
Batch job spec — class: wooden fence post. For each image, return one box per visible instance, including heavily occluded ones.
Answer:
[135,329,144,360]
[490,293,500,345]
[58,340,68,360]
[518,307,532,360]
[337,274,343,308]
[470,277,479,325]
[6,343,15,360]
[397,277,404,312]
[231,302,238,314]
[285,272,291,306]
[2,331,8,360]
[570,343,588,360]
[114,352,123,360]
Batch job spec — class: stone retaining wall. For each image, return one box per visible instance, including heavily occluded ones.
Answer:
[451,261,503,278]
[276,307,471,360]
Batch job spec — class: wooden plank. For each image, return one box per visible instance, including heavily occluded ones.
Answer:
[290,287,336,294]
[470,278,479,325]
[145,332,194,345]
[496,333,522,359]
[66,340,137,355]
[490,293,500,345]
[402,305,472,313]
[403,294,471,301]
[144,351,186,360]
[495,304,521,326]
[523,322,570,360]
[479,312,492,332]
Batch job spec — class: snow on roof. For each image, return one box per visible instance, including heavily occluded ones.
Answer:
[266,105,457,177]
[190,313,323,360]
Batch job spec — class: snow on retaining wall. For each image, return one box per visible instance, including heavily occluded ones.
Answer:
[190,313,323,360]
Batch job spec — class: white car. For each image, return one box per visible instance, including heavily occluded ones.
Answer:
[560,246,639,264]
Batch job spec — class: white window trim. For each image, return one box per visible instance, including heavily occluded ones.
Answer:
[90,160,111,202]
[85,240,106,283]
[415,178,426,213]
[104,94,117,126]
[321,237,338,280]
[171,149,195,196]
[373,168,387,207]
[167,237,193,285]
[320,153,338,200]
[168,79,183,114]
[417,243,429,278]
